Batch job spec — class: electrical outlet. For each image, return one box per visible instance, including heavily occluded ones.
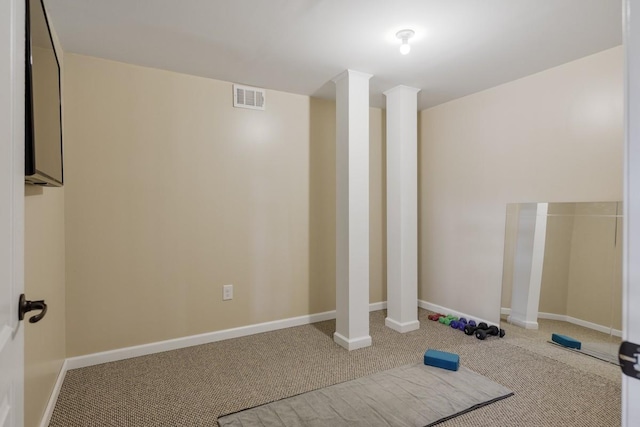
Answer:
[223,284,233,301]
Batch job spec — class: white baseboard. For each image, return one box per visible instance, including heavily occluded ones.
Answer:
[333,332,372,350]
[64,301,387,370]
[501,308,623,337]
[42,301,388,427]
[538,312,623,337]
[418,299,497,327]
[507,315,539,330]
[39,359,68,427]
[369,301,387,312]
[49,300,619,427]
[536,311,567,322]
[384,317,420,333]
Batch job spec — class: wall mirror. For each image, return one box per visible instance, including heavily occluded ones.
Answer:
[500,202,622,363]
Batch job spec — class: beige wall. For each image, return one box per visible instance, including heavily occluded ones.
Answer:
[369,108,387,304]
[613,202,623,329]
[499,204,518,311]
[24,16,66,427]
[26,32,623,425]
[64,54,386,356]
[566,203,622,329]
[501,202,623,331]
[308,98,337,313]
[35,41,623,410]
[308,98,386,310]
[420,46,623,323]
[24,185,66,427]
[538,203,575,315]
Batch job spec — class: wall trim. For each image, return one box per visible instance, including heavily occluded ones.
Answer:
[42,300,620,427]
[418,300,496,327]
[384,317,420,333]
[64,302,387,371]
[538,312,623,337]
[536,311,566,322]
[41,302,388,427]
[368,301,387,312]
[67,301,509,372]
[39,359,68,427]
[507,315,539,330]
[65,310,334,370]
[500,308,623,337]
[333,332,372,350]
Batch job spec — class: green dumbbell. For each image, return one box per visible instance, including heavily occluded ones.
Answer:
[438,314,451,324]
[438,314,458,325]
[443,316,459,326]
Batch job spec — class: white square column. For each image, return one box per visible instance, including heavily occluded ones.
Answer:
[508,203,547,330]
[333,69,373,350]
[384,85,421,333]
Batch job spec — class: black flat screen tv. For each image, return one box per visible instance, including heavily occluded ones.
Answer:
[25,0,63,187]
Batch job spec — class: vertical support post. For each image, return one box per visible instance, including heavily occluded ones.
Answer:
[333,69,372,351]
[384,85,420,332]
[509,203,547,329]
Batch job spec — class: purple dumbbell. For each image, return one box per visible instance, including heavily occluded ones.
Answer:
[451,318,468,330]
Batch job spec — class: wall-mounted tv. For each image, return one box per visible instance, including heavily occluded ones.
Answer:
[25,0,63,187]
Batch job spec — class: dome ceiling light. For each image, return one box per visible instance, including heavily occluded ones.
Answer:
[396,29,415,55]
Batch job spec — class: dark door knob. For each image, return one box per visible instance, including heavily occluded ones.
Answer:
[18,293,48,323]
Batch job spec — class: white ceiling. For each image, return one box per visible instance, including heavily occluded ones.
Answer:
[44,0,622,110]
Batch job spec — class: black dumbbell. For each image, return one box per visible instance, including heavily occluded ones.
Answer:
[464,321,487,336]
[474,325,506,340]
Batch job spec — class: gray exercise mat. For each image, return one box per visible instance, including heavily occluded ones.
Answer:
[217,363,513,427]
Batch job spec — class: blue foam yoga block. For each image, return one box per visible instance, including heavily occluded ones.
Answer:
[552,333,582,350]
[424,349,460,371]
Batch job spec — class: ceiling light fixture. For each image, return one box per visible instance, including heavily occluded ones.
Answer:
[396,29,415,55]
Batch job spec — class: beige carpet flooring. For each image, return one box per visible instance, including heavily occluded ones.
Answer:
[49,309,621,426]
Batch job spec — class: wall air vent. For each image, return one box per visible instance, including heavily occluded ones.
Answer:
[233,84,266,110]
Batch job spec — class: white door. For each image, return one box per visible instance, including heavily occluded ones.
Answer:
[623,0,640,425]
[0,0,25,426]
